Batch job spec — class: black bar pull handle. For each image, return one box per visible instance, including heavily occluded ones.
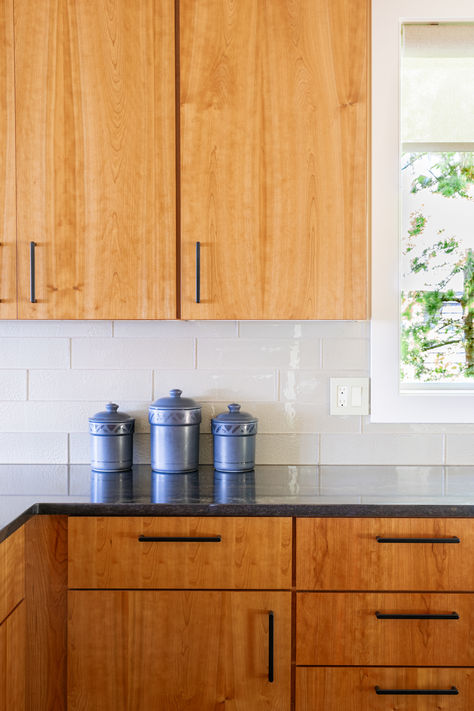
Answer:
[375,611,459,620]
[138,535,221,543]
[195,241,200,303]
[376,536,460,543]
[375,685,459,696]
[268,611,274,683]
[30,241,36,303]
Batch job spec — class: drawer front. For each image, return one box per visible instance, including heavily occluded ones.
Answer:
[296,668,474,711]
[296,593,474,666]
[68,516,292,589]
[0,528,25,623]
[296,518,474,590]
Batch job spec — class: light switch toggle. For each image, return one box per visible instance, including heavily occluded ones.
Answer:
[330,378,370,415]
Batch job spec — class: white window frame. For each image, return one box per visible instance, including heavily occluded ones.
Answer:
[371,0,474,422]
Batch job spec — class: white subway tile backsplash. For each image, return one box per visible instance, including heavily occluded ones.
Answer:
[0,371,27,400]
[255,434,319,465]
[114,320,238,338]
[0,319,468,467]
[72,338,194,369]
[320,433,444,465]
[0,320,112,337]
[0,464,68,494]
[29,370,152,402]
[445,435,474,465]
[198,338,321,369]
[0,433,67,463]
[239,321,369,339]
[321,338,369,370]
[0,339,70,369]
[154,370,276,402]
[0,401,151,433]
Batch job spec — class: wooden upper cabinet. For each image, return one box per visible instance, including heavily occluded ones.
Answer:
[0,0,16,318]
[14,0,176,319]
[180,0,368,319]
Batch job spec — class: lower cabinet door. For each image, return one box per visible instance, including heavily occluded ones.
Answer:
[0,601,26,710]
[296,668,474,711]
[68,590,291,711]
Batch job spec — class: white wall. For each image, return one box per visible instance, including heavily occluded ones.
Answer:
[0,319,470,466]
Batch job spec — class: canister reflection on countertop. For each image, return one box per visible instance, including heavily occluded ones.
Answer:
[90,469,133,503]
[213,470,256,503]
[151,471,200,503]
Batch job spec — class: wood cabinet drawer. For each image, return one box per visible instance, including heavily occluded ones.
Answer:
[296,593,474,666]
[296,668,474,711]
[0,528,25,623]
[68,516,292,589]
[296,518,474,590]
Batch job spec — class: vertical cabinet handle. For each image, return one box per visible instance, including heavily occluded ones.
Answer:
[195,241,200,303]
[30,241,36,303]
[268,610,274,683]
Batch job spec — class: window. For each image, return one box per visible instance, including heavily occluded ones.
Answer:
[371,0,474,421]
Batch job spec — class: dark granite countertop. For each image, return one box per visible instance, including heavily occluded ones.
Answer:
[2,464,474,543]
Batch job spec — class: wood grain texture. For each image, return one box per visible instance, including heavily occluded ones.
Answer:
[68,516,292,589]
[296,592,474,666]
[0,526,25,623]
[15,0,176,319]
[296,667,474,711]
[180,0,368,319]
[68,590,291,711]
[296,518,474,590]
[25,515,67,711]
[0,602,26,711]
[0,0,16,318]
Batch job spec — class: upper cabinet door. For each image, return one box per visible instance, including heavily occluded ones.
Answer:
[0,0,16,318]
[180,0,368,320]
[15,0,176,319]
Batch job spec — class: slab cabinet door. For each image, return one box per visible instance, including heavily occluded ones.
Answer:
[0,0,16,318]
[180,0,368,319]
[0,601,26,711]
[68,590,291,711]
[14,0,176,319]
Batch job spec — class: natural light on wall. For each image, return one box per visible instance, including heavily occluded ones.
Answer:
[371,0,474,422]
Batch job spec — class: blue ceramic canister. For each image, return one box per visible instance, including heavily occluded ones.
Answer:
[88,403,135,472]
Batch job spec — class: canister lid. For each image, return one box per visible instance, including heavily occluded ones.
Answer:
[89,402,135,424]
[149,389,201,411]
[212,403,258,424]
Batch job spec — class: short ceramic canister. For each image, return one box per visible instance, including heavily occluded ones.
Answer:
[211,403,258,472]
[88,402,135,472]
[148,389,202,473]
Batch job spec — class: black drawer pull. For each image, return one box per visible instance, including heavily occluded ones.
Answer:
[268,611,274,683]
[138,535,221,543]
[376,536,460,543]
[375,685,459,696]
[375,611,459,620]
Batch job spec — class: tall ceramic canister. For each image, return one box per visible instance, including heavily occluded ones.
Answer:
[149,389,201,472]
[88,403,135,472]
[212,404,258,472]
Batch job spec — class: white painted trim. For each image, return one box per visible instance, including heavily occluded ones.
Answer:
[371,0,474,422]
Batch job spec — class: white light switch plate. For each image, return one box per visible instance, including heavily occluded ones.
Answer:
[330,377,370,415]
